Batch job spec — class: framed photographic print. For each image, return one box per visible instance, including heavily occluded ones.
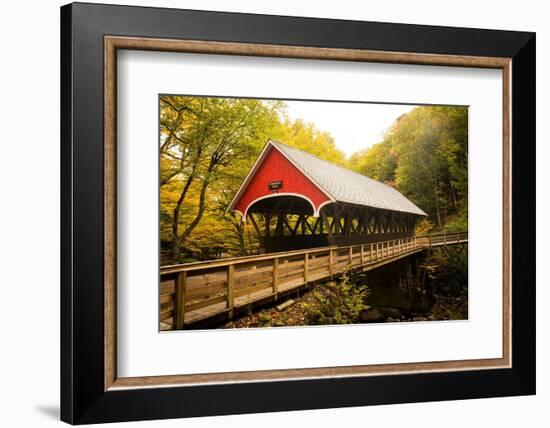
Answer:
[60,2,535,424]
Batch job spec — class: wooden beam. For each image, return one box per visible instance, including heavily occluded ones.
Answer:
[292,214,302,235]
[343,212,350,236]
[311,216,322,234]
[283,215,295,236]
[333,204,345,234]
[384,211,390,233]
[272,257,279,297]
[275,212,284,236]
[357,217,363,234]
[369,212,376,233]
[305,216,316,234]
[248,213,261,237]
[304,253,309,283]
[174,271,186,329]
[265,212,271,237]
[227,264,235,319]
[300,214,307,235]
[321,211,332,237]
[329,249,334,277]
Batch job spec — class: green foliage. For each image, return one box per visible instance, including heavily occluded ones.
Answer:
[347,106,468,230]
[421,247,468,296]
[347,140,397,183]
[415,218,435,236]
[304,273,370,325]
[443,206,468,233]
[270,118,346,165]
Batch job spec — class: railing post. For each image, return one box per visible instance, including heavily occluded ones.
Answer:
[174,271,186,330]
[369,243,372,262]
[360,244,365,265]
[304,253,309,284]
[227,264,235,319]
[329,249,334,278]
[273,257,279,298]
[349,246,353,266]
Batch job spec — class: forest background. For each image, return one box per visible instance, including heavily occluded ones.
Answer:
[160,96,468,265]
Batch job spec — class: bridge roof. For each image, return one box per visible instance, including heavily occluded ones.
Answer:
[270,141,427,216]
[229,140,427,217]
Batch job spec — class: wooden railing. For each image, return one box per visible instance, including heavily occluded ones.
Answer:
[160,232,468,329]
[417,231,469,247]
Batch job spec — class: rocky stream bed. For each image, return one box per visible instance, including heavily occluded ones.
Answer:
[221,280,468,329]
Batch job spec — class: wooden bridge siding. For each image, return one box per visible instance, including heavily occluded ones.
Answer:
[160,232,467,330]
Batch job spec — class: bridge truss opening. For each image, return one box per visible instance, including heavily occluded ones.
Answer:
[247,198,421,253]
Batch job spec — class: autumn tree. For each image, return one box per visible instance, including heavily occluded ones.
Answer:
[160,96,283,262]
[270,118,346,165]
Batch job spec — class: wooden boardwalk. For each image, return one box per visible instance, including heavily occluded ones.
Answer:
[160,232,467,330]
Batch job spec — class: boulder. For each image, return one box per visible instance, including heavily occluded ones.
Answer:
[360,309,384,322]
[378,307,403,319]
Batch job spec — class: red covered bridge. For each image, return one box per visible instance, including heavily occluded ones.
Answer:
[227,140,427,253]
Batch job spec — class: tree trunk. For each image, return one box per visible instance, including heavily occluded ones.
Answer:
[178,159,217,245]
[450,183,458,211]
[171,172,195,263]
[433,180,442,229]
[237,222,246,256]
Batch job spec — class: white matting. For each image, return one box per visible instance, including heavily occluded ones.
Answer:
[116,50,503,378]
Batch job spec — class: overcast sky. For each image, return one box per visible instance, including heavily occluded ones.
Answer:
[283,100,415,157]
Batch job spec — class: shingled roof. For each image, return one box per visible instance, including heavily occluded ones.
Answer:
[268,140,427,216]
[228,140,427,217]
